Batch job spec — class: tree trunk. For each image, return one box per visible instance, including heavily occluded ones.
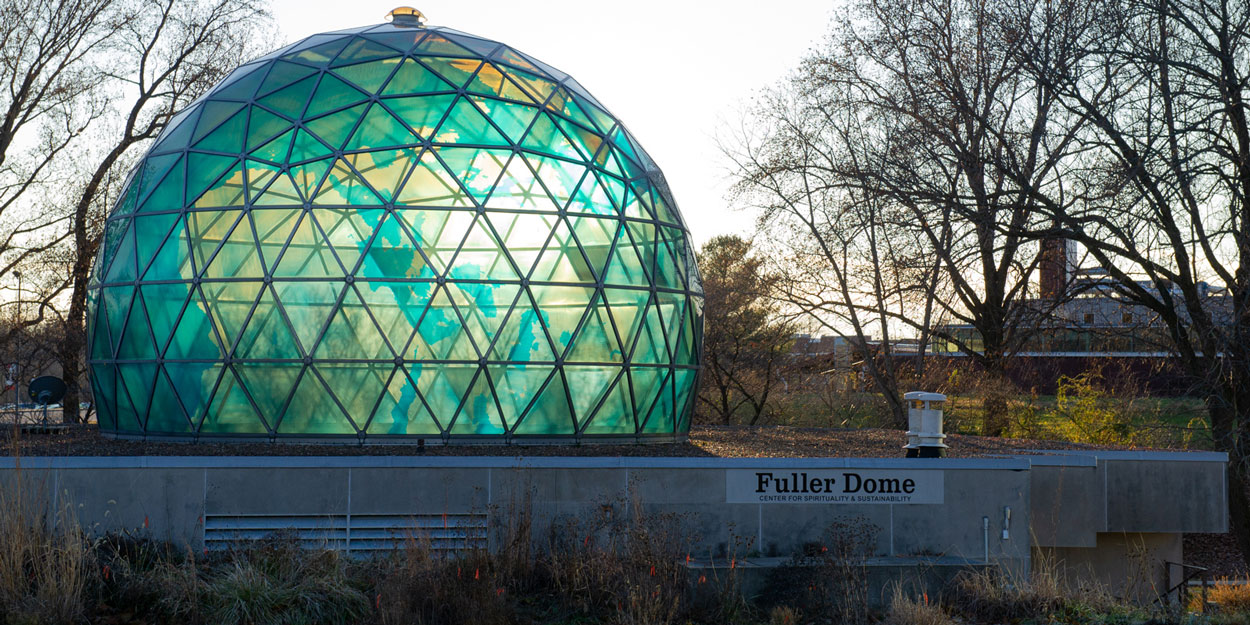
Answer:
[59,241,93,424]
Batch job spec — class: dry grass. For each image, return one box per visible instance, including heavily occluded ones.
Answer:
[883,586,953,625]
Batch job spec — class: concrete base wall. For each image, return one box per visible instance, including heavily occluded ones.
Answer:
[1039,532,1182,603]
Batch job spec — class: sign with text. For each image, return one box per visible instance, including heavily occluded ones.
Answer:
[727,469,944,504]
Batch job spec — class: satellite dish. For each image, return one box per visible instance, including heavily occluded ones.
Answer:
[28,376,67,406]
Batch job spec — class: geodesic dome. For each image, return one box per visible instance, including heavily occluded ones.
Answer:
[86,15,703,442]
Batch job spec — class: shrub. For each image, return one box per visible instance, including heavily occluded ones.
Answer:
[883,586,952,625]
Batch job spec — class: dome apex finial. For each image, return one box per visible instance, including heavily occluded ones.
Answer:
[386,6,426,27]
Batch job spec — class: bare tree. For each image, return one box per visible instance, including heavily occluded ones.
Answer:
[728,0,1078,434]
[696,235,795,425]
[1003,0,1250,569]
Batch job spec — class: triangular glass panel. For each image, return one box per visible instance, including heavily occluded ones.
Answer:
[103,221,137,283]
[413,33,475,57]
[97,218,128,281]
[164,362,222,429]
[186,153,240,206]
[313,158,384,205]
[315,285,393,359]
[484,154,559,211]
[529,218,594,284]
[568,172,618,216]
[113,368,143,431]
[567,215,616,279]
[136,156,185,213]
[433,97,509,145]
[330,37,403,67]
[347,148,417,202]
[674,369,697,432]
[202,213,264,279]
[396,207,472,273]
[305,103,367,151]
[117,362,158,427]
[383,93,455,138]
[256,60,318,98]
[273,210,344,277]
[358,213,434,279]
[193,109,247,153]
[192,101,246,144]
[254,173,303,206]
[278,369,358,434]
[251,128,294,164]
[101,286,133,356]
[487,365,555,433]
[117,294,157,359]
[433,147,509,203]
[602,231,649,287]
[369,367,441,435]
[521,114,580,160]
[631,300,669,364]
[488,212,556,276]
[246,108,293,151]
[282,37,351,65]
[524,153,584,210]
[91,299,114,359]
[628,366,666,422]
[140,283,190,355]
[259,75,318,119]
[150,108,198,154]
[305,74,369,118]
[626,221,658,279]
[640,372,675,434]
[421,57,481,88]
[442,214,518,281]
[491,46,542,73]
[581,370,634,434]
[381,58,453,95]
[413,364,475,427]
[187,209,242,274]
[200,366,268,434]
[192,160,246,208]
[234,362,301,423]
[355,280,429,355]
[448,367,504,435]
[604,288,648,357]
[657,291,686,348]
[563,366,616,426]
[531,286,594,358]
[146,368,192,434]
[508,68,557,104]
[395,149,473,207]
[201,280,262,353]
[567,293,624,363]
[468,96,538,145]
[313,207,382,273]
[166,290,224,359]
[362,29,424,54]
[290,157,334,199]
[274,280,342,355]
[318,362,390,427]
[653,236,683,290]
[112,176,141,217]
[332,57,401,94]
[415,286,477,360]
[488,294,557,362]
[466,64,533,102]
[250,208,300,271]
[134,153,181,206]
[451,282,520,355]
[236,286,299,359]
[513,369,575,435]
[556,118,605,163]
[345,103,417,151]
[90,365,117,430]
[290,128,335,163]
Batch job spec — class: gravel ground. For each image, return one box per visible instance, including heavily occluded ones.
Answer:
[1,423,1144,458]
[3,423,1242,577]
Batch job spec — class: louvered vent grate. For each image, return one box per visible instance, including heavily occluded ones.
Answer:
[204,512,487,553]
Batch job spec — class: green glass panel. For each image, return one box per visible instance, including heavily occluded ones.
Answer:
[213,65,267,101]
[628,366,665,421]
[117,362,157,425]
[274,280,341,354]
[244,159,279,202]
[200,367,267,434]
[282,38,350,65]
[290,157,334,198]
[356,280,425,354]
[521,114,580,160]
[396,208,471,273]
[257,60,318,98]
[524,154,584,209]
[581,371,633,434]
[489,296,556,362]
[112,178,141,217]
[453,282,519,354]
[493,47,541,73]
[192,160,246,208]
[165,363,222,427]
[97,219,128,281]
[166,291,224,359]
[466,64,533,102]
[346,103,417,151]
[567,294,622,363]
[150,109,198,155]
[640,372,674,434]
[117,294,156,359]
[246,108,293,151]
[90,364,117,430]
[137,156,184,213]
[349,148,417,202]
[556,118,604,163]
[673,369,697,430]
[104,222,137,283]
[632,301,668,364]
[201,280,262,352]
[603,232,648,286]
[251,209,301,271]
[657,292,686,345]
[237,287,298,359]
[674,304,697,366]
[532,286,593,358]
[395,150,474,207]
[577,96,615,134]
[278,369,357,434]
[254,173,303,206]
[529,219,594,283]
[331,37,402,66]
[447,215,520,281]
[369,367,441,434]
[434,147,509,203]
[627,221,658,278]
[416,286,476,360]
[306,103,367,151]
[187,209,242,273]
[421,57,481,88]
[315,286,392,359]
[434,97,508,145]
[202,212,264,279]
[654,237,681,289]
[141,283,190,354]
[513,370,574,434]
[235,362,300,421]
[604,288,647,357]
[91,302,113,359]
[488,365,554,433]
[147,369,191,433]
[563,366,615,424]
[485,155,559,211]
[317,362,389,425]
[414,34,475,56]
[507,68,557,104]
[135,153,181,204]
[274,211,344,277]
[305,74,368,118]
[449,367,503,435]
[314,158,383,205]
[193,101,246,143]
[491,213,557,275]
[333,57,400,93]
[384,94,454,138]
[358,214,431,279]
[382,58,454,95]
[102,286,133,355]
[113,371,142,430]
[414,364,476,423]
[194,109,247,152]
[251,128,293,163]
[363,30,423,54]
[314,207,380,273]
[568,215,616,278]
[186,153,240,205]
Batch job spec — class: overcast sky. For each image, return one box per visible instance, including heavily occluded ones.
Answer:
[270,0,836,246]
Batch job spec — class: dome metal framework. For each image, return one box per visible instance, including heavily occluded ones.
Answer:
[86,19,703,442]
